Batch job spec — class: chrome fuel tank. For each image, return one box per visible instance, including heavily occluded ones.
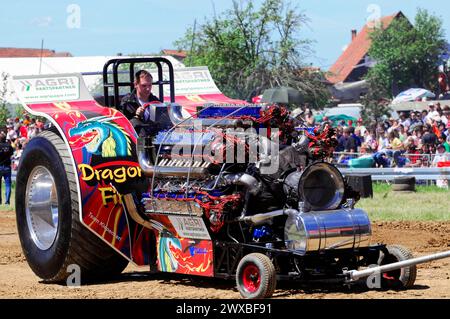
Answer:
[284,208,372,254]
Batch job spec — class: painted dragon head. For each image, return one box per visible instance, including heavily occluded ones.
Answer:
[69,116,132,158]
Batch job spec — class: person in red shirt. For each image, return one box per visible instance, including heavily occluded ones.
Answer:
[19,121,28,139]
[405,144,423,167]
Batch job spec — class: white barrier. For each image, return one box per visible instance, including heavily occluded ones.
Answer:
[339,167,450,182]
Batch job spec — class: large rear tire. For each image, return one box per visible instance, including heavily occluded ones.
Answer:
[16,131,128,283]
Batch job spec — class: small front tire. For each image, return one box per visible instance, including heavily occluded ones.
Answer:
[379,245,417,289]
[236,253,276,299]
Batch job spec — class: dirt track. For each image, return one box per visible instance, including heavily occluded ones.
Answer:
[1,210,449,299]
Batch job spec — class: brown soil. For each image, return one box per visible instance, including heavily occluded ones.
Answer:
[0,210,449,299]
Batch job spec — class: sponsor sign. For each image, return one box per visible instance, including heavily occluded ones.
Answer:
[168,216,211,240]
[16,76,80,103]
[150,67,221,96]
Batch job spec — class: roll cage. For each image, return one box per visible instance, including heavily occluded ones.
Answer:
[102,57,176,108]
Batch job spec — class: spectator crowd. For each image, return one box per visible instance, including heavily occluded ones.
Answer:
[0,103,449,204]
[310,102,450,168]
[1,115,45,171]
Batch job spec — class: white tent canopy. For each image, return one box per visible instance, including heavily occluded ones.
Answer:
[392,88,436,104]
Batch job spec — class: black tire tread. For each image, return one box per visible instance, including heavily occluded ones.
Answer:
[382,244,417,289]
[236,253,276,299]
[393,177,416,185]
[392,183,415,192]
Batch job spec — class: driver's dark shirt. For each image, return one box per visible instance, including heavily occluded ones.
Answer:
[119,91,161,120]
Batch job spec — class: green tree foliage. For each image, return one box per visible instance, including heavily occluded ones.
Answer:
[0,72,11,126]
[175,0,330,108]
[361,75,392,128]
[367,9,446,96]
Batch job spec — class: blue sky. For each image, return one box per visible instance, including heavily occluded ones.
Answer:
[1,0,449,70]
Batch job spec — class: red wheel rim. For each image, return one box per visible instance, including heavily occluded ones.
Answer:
[242,264,261,293]
[382,255,401,282]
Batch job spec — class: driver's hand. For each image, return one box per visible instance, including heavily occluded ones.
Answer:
[136,106,145,118]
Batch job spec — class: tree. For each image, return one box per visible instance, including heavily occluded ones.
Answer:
[175,0,330,108]
[0,72,11,126]
[360,74,392,130]
[367,9,447,96]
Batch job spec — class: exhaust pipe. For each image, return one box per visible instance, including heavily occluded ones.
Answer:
[240,209,296,226]
[223,173,261,195]
[137,138,208,178]
[344,250,450,282]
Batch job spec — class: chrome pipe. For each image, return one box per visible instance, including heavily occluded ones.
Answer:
[223,173,261,195]
[240,209,296,226]
[123,193,155,230]
[345,250,450,282]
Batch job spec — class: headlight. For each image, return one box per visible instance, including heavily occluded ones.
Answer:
[298,162,345,211]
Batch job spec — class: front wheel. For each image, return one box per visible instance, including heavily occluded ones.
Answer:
[379,245,417,289]
[236,253,276,299]
[16,131,128,283]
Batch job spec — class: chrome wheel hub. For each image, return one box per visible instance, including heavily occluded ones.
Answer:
[25,166,59,250]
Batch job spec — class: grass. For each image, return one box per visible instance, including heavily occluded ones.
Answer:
[0,182,15,211]
[2,181,449,221]
[358,183,450,221]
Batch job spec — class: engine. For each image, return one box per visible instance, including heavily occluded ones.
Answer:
[136,103,371,253]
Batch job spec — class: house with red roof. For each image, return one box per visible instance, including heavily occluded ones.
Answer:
[326,12,409,103]
[327,12,407,85]
[161,49,187,62]
[0,47,72,58]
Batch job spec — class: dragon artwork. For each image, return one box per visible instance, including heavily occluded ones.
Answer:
[68,116,132,158]
[158,229,182,272]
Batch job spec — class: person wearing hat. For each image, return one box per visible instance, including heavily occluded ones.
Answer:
[433,144,450,166]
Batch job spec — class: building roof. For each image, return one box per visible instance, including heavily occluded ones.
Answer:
[327,12,405,84]
[161,49,187,59]
[0,47,72,58]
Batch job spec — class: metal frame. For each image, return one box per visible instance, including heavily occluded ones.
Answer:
[102,57,175,108]
[212,238,385,280]
[340,167,450,181]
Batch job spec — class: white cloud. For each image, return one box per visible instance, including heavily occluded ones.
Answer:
[30,16,52,27]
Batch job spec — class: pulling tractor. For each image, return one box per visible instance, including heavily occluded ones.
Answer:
[13,58,450,298]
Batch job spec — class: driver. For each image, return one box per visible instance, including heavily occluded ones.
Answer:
[119,70,162,136]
